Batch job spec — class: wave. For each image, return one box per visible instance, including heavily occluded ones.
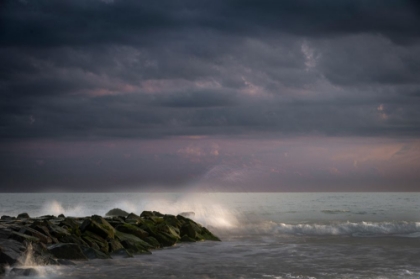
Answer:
[272,221,420,237]
[320,210,350,214]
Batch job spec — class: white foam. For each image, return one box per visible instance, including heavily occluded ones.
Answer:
[273,221,420,236]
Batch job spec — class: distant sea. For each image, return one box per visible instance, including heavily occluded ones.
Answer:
[1,192,420,279]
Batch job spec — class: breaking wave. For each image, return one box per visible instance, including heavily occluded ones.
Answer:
[272,221,420,237]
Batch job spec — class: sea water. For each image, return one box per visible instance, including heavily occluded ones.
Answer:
[0,192,419,279]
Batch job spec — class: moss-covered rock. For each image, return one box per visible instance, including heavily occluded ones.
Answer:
[80,216,115,240]
[115,223,148,239]
[115,231,152,254]
[108,239,124,252]
[81,231,109,254]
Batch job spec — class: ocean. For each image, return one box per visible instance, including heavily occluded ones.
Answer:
[1,192,419,279]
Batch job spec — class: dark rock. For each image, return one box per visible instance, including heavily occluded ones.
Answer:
[110,248,133,258]
[0,264,5,275]
[125,213,141,223]
[1,216,15,221]
[17,213,30,220]
[58,214,65,218]
[19,226,52,244]
[108,239,124,252]
[140,211,154,218]
[180,235,196,242]
[58,235,88,247]
[0,239,24,265]
[9,231,40,243]
[82,231,109,254]
[10,267,39,276]
[48,224,71,239]
[115,224,148,239]
[38,215,56,220]
[47,243,87,260]
[143,236,160,248]
[80,216,115,239]
[163,214,182,228]
[115,231,151,254]
[201,227,221,241]
[105,208,129,217]
[82,247,111,260]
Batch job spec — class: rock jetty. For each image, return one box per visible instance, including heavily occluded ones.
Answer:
[0,209,220,275]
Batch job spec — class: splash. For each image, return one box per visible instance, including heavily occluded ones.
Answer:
[40,200,86,217]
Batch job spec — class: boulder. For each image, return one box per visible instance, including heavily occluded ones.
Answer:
[105,208,129,217]
[16,213,30,220]
[19,226,52,244]
[80,216,115,239]
[143,236,160,248]
[0,239,24,265]
[47,243,87,260]
[115,224,148,239]
[125,213,141,223]
[115,231,151,254]
[9,232,40,243]
[81,231,109,254]
[110,248,133,258]
[82,247,110,260]
[108,239,124,252]
[1,216,15,221]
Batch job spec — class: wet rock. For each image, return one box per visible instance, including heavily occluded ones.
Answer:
[58,214,65,218]
[82,247,111,259]
[143,236,160,248]
[105,208,129,217]
[19,226,52,244]
[115,231,151,254]
[48,223,71,239]
[115,224,148,239]
[60,217,82,236]
[140,211,154,218]
[16,213,30,220]
[110,248,133,258]
[125,213,141,223]
[80,216,115,239]
[200,227,221,241]
[10,267,39,276]
[1,216,15,221]
[82,231,109,254]
[9,232,40,244]
[48,243,87,260]
[0,264,5,275]
[180,235,196,242]
[108,239,124,252]
[0,239,24,265]
[58,235,88,247]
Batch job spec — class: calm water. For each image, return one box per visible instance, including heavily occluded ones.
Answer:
[1,192,420,279]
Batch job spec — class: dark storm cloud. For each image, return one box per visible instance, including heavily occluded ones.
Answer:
[1,0,420,141]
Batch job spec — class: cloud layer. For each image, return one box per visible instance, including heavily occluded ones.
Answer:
[1,0,420,191]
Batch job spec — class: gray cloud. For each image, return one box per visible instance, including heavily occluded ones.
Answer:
[1,0,420,191]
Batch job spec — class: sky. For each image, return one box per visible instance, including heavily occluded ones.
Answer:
[1,0,420,192]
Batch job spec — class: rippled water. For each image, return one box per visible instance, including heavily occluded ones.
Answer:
[1,192,420,279]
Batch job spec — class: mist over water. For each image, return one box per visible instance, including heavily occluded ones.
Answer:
[1,192,420,279]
